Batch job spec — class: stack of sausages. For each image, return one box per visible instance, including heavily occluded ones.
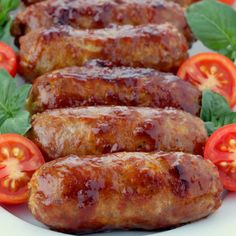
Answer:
[13,0,223,234]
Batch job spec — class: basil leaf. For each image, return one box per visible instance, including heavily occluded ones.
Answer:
[0,20,16,49]
[186,0,236,60]
[0,0,20,47]
[200,90,231,121]
[200,90,236,136]
[0,111,31,135]
[204,121,218,136]
[0,69,32,135]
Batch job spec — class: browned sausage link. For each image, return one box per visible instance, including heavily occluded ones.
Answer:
[22,0,200,6]
[13,0,193,44]
[22,0,44,5]
[28,152,223,233]
[28,66,201,115]
[19,23,188,81]
[169,0,200,7]
[29,107,207,160]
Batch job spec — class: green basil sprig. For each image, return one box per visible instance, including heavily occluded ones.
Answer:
[0,0,20,47]
[201,90,236,135]
[186,0,236,61]
[0,69,31,135]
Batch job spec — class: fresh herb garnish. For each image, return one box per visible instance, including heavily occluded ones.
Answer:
[0,69,31,135]
[186,0,236,61]
[200,90,236,135]
[0,0,20,47]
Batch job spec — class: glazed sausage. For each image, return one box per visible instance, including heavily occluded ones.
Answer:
[28,66,201,115]
[28,151,223,233]
[171,0,200,7]
[22,0,200,6]
[29,106,207,160]
[19,23,188,81]
[13,0,193,44]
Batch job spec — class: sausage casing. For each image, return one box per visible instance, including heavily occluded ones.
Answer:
[22,0,199,6]
[12,0,193,44]
[19,23,188,81]
[28,66,201,115]
[30,106,207,160]
[28,151,223,233]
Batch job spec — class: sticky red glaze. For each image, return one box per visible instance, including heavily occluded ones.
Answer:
[19,23,189,81]
[12,0,193,44]
[28,151,223,233]
[29,106,207,161]
[28,66,201,115]
[22,0,199,6]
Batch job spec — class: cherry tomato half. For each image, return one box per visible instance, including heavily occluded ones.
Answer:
[0,42,17,77]
[0,134,45,204]
[204,124,236,191]
[177,52,236,107]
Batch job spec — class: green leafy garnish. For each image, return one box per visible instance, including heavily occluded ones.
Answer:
[0,0,20,47]
[201,90,236,135]
[186,0,236,61]
[0,69,31,135]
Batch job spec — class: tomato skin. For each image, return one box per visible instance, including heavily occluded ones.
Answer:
[0,42,17,77]
[0,134,45,204]
[204,124,236,191]
[177,52,236,107]
[219,0,235,5]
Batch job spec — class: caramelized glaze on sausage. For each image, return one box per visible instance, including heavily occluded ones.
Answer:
[19,23,188,81]
[28,66,201,115]
[29,106,207,160]
[13,0,193,44]
[28,151,223,233]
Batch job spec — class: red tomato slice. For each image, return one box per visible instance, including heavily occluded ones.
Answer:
[0,42,17,77]
[177,52,236,107]
[0,134,45,204]
[219,0,235,5]
[204,124,236,191]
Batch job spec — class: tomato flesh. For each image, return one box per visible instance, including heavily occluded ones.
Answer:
[0,42,17,77]
[177,53,236,107]
[0,134,45,204]
[204,124,236,191]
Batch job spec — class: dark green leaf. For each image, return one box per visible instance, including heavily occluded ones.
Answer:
[0,69,32,135]
[186,0,236,60]
[0,20,17,49]
[0,0,20,48]
[0,110,31,135]
[200,90,236,136]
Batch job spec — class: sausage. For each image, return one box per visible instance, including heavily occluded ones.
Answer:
[171,0,200,7]
[13,0,193,44]
[28,151,223,233]
[19,23,188,81]
[28,66,201,115]
[29,106,207,160]
[22,0,200,7]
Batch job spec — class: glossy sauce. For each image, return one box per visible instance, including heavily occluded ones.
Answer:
[28,152,223,233]
[28,65,201,115]
[30,107,207,160]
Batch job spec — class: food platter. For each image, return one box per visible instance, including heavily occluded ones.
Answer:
[1,41,235,236]
[1,191,236,236]
[1,0,236,235]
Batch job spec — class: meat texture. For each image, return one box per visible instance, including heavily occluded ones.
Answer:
[19,23,189,81]
[28,152,223,233]
[22,0,200,6]
[13,0,193,44]
[29,106,207,160]
[170,0,200,7]
[28,66,201,115]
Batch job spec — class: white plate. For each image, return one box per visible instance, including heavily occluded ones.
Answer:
[1,42,234,236]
